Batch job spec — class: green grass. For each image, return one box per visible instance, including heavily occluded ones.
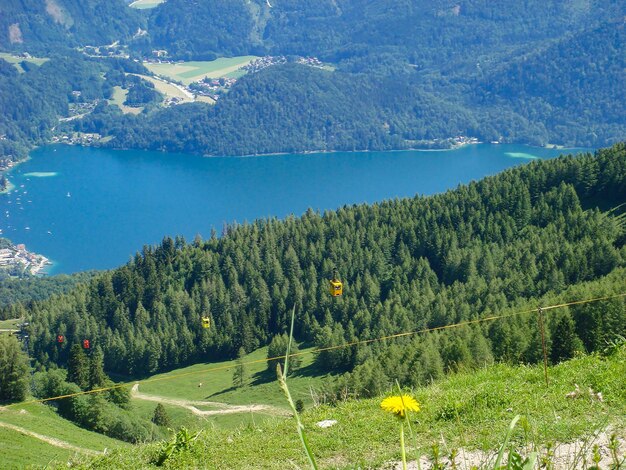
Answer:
[144,56,257,85]
[129,399,199,431]
[66,346,626,469]
[0,402,127,468]
[108,86,143,115]
[137,345,328,409]
[0,402,126,452]
[133,398,276,432]
[128,74,192,102]
[0,318,21,330]
[0,426,75,469]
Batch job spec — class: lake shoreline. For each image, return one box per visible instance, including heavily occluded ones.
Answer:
[1,143,582,274]
[0,139,591,181]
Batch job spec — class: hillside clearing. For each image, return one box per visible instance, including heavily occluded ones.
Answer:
[67,346,626,469]
[144,56,257,84]
[131,383,288,417]
[136,345,328,410]
[108,86,143,115]
[0,52,49,72]
[0,318,21,330]
[128,74,194,102]
[0,402,126,467]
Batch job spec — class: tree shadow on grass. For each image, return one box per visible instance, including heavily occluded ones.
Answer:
[205,385,237,399]
[205,368,277,399]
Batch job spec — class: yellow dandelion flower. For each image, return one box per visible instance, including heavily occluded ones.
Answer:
[380,395,420,418]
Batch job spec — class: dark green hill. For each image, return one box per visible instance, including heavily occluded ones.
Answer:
[477,20,626,147]
[1,0,624,158]
[82,64,477,155]
[24,144,626,384]
[146,0,622,69]
[0,0,142,52]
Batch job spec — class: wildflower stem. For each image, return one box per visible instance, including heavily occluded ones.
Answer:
[277,305,318,470]
[400,422,407,470]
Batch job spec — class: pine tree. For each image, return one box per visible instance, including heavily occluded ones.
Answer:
[152,403,171,427]
[89,346,107,390]
[267,334,301,374]
[67,344,89,390]
[0,335,29,402]
[551,314,583,364]
[232,347,247,388]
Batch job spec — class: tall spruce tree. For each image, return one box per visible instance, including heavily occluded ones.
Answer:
[89,347,107,390]
[551,313,584,364]
[0,335,29,402]
[67,344,89,390]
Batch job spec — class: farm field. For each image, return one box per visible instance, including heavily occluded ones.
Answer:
[128,0,165,9]
[129,74,194,103]
[144,56,257,84]
[108,86,143,115]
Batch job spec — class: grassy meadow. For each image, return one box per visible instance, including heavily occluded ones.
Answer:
[0,402,127,468]
[108,86,144,115]
[128,74,195,103]
[63,344,626,469]
[144,56,257,84]
[136,345,327,409]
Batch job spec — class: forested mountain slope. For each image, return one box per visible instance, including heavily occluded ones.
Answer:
[0,54,148,163]
[79,64,479,155]
[477,19,626,146]
[146,0,622,68]
[1,1,624,159]
[0,0,142,52]
[23,144,626,384]
[79,11,626,155]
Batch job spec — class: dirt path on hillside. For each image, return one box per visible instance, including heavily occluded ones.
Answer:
[131,383,289,417]
[0,420,101,455]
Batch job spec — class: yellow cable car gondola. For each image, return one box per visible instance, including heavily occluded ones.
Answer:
[329,268,343,297]
[202,316,211,329]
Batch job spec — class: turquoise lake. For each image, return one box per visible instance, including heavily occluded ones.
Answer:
[0,144,587,274]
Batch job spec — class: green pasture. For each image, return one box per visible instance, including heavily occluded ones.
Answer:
[129,74,192,101]
[67,345,626,469]
[129,398,271,432]
[0,402,126,452]
[137,345,328,410]
[144,56,257,84]
[0,426,74,468]
[108,86,143,115]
